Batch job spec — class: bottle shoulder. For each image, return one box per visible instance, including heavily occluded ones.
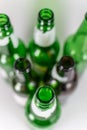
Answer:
[29,39,59,49]
[28,39,60,66]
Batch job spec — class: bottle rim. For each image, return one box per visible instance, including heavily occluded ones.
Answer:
[38,8,54,25]
[57,56,75,72]
[36,86,55,104]
[0,14,9,26]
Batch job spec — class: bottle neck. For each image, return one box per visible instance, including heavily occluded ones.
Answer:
[75,15,87,35]
[0,14,13,39]
[31,94,57,119]
[52,57,75,83]
[0,33,19,48]
[56,67,75,83]
[31,86,57,118]
[34,26,56,47]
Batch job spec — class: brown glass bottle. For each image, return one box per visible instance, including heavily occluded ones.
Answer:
[51,56,78,94]
[12,58,37,106]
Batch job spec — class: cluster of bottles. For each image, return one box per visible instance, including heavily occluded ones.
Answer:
[0,8,87,129]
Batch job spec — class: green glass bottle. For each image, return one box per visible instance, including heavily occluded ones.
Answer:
[63,13,87,74]
[28,8,60,79]
[0,14,26,80]
[12,58,37,106]
[25,86,61,128]
[50,56,77,94]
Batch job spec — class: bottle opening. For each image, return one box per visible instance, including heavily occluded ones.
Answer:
[0,14,9,26]
[39,8,54,21]
[37,8,54,32]
[0,13,13,38]
[37,86,54,104]
[57,56,74,72]
[14,58,31,73]
[38,8,54,24]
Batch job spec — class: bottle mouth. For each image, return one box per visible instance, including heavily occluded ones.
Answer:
[57,56,74,72]
[14,58,31,73]
[38,8,54,25]
[0,14,13,38]
[0,14,9,26]
[39,8,54,22]
[36,86,54,104]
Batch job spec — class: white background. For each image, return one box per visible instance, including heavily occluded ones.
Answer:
[0,0,87,130]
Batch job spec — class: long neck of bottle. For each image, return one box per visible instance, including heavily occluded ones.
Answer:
[0,14,13,39]
[75,16,87,35]
[58,69,75,83]
[0,14,19,50]
[0,33,19,58]
[0,33,19,48]
[34,8,56,47]
[31,95,57,119]
[31,87,57,118]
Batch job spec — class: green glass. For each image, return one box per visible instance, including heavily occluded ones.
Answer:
[13,58,37,95]
[46,77,62,95]
[28,8,60,79]
[63,13,87,74]
[25,86,61,128]
[0,14,26,80]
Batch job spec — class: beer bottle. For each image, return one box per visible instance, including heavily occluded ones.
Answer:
[12,58,37,106]
[0,14,26,80]
[28,8,60,79]
[25,86,61,128]
[51,56,77,94]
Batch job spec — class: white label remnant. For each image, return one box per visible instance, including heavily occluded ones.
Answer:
[34,27,56,47]
[31,96,57,119]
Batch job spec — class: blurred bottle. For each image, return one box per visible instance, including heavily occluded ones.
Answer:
[48,56,78,104]
[25,86,61,128]
[12,58,37,106]
[50,56,77,95]
[0,14,26,81]
[63,13,87,75]
[28,8,60,80]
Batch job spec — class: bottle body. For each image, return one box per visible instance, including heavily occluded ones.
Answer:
[28,38,59,78]
[25,86,61,128]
